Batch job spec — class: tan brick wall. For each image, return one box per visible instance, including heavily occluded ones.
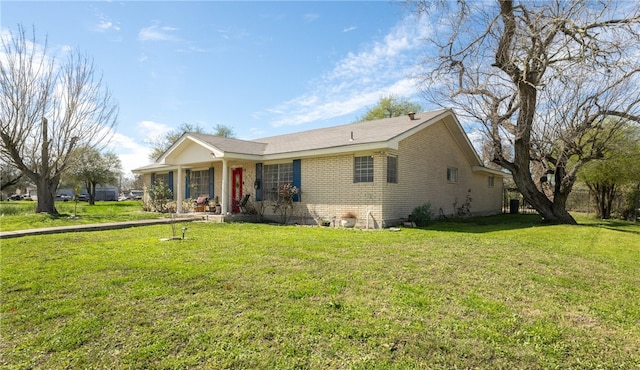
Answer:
[297,154,384,227]
[143,120,503,227]
[382,121,504,223]
[255,120,503,227]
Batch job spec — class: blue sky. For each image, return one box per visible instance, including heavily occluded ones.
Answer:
[2,1,435,176]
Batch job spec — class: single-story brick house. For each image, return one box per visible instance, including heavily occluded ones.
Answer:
[133,109,505,227]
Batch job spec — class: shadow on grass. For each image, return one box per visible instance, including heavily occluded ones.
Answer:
[422,213,640,235]
[580,219,640,235]
[422,213,545,233]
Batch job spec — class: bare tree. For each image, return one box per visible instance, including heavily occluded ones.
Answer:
[0,25,117,214]
[414,0,640,224]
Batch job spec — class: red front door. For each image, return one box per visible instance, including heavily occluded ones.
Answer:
[232,168,243,212]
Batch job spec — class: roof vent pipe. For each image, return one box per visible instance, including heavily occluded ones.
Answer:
[407,112,416,120]
[349,131,354,141]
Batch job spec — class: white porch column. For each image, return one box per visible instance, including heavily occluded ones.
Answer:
[176,166,183,213]
[221,159,229,214]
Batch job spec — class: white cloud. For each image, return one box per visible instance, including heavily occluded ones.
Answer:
[262,14,433,127]
[107,120,174,175]
[96,16,120,32]
[137,120,172,134]
[343,26,357,33]
[108,132,152,175]
[137,120,172,143]
[138,23,179,42]
[304,13,320,22]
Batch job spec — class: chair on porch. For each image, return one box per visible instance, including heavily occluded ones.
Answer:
[238,194,250,214]
[194,196,208,212]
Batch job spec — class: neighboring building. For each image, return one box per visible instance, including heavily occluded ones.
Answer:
[56,185,119,201]
[133,109,505,228]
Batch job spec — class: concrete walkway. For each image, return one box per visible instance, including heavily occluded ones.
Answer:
[0,216,204,240]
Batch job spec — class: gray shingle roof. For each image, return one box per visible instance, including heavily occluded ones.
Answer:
[188,134,267,155]
[257,109,448,155]
[185,109,449,156]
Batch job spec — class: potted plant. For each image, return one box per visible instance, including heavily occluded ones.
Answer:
[212,196,221,214]
[340,211,357,228]
[317,219,331,227]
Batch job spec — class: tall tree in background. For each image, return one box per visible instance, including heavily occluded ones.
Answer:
[357,95,422,122]
[578,123,640,219]
[414,0,640,224]
[0,25,118,214]
[213,123,236,139]
[148,123,236,160]
[67,147,122,205]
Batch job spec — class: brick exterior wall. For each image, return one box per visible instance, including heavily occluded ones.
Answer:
[142,119,504,227]
[258,120,503,227]
[384,122,504,223]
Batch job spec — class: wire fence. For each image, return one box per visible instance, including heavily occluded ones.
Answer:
[504,187,639,221]
[504,188,593,215]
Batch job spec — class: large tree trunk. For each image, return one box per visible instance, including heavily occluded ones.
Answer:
[551,179,578,224]
[35,117,59,215]
[34,176,59,215]
[492,1,579,225]
[508,72,576,223]
[510,166,577,224]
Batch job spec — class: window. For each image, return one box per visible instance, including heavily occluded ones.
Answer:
[387,155,398,183]
[191,170,210,197]
[354,156,374,183]
[153,172,173,199]
[155,173,169,186]
[447,167,458,183]
[488,176,495,188]
[263,163,293,201]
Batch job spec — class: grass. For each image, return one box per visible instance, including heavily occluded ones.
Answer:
[1,214,639,369]
[0,201,164,232]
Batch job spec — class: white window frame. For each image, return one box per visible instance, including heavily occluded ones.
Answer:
[263,163,293,201]
[387,155,398,184]
[190,169,210,197]
[447,167,458,183]
[354,156,374,183]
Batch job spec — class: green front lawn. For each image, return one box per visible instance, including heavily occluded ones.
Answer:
[0,201,164,232]
[2,215,639,368]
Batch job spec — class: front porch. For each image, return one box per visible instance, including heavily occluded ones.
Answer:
[187,211,258,224]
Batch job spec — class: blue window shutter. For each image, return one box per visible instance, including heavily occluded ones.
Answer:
[255,163,263,201]
[168,171,174,199]
[209,167,214,198]
[185,170,191,199]
[292,159,301,202]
